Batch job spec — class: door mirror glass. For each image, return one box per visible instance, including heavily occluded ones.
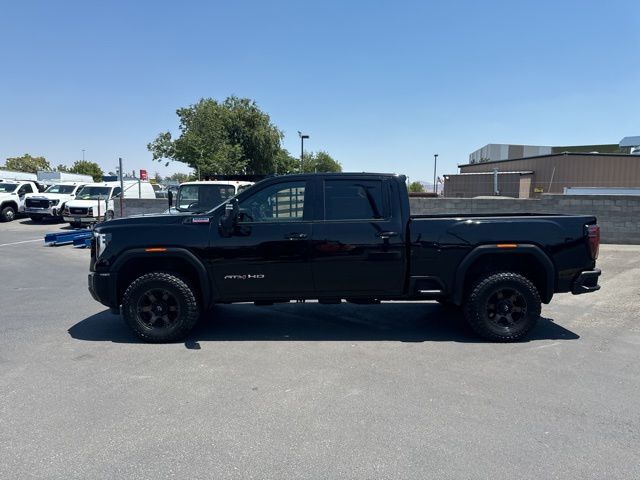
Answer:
[219,199,239,236]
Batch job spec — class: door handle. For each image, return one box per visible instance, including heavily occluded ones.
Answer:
[376,231,398,239]
[285,232,308,240]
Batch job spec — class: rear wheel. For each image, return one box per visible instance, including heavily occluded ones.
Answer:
[463,272,540,342]
[122,272,200,343]
[1,205,16,222]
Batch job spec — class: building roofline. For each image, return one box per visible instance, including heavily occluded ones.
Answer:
[458,151,638,168]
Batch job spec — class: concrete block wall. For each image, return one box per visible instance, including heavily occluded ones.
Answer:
[410,195,640,244]
[115,198,168,218]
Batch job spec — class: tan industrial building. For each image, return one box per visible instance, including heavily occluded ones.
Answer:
[444,153,640,198]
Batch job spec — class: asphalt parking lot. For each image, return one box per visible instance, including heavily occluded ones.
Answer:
[1,218,639,479]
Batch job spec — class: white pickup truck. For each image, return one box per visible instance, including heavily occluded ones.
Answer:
[0,180,42,222]
[24,182,87,222]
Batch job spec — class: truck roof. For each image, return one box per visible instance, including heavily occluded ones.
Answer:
[181,180,254,186]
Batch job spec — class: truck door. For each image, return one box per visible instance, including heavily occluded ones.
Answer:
[311,177,405,296]
[208,179,315,299]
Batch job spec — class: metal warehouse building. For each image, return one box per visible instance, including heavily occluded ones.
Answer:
[444,153,640,198]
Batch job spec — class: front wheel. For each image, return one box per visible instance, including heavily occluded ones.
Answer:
[122,272,200,343]
[463,272,541,342]
[1,205,16,222]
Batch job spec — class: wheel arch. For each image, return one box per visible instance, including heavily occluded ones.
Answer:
[452,244,555,305]
[111,248,214,309]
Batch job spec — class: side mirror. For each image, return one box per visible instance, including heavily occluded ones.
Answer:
[168,190,173,208]
[219,199,239,237]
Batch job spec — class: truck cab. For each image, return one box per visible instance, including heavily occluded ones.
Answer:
[24,182,87,222]
[0,180,41,222]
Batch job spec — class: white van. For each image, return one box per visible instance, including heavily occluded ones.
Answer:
[63,180,155,226]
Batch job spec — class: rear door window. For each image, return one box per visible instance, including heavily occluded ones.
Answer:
[323,179,387,220]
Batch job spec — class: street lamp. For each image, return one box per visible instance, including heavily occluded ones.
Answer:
[82,149,85,162]
[433,154,438,194]
[298,131,309,172]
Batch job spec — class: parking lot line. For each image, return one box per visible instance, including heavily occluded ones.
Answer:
[0,239,42,247]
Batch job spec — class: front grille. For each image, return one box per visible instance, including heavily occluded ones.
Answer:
[70,207,88,215]
[26,199,49,208]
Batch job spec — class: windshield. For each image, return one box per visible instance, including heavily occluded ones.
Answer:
[45,185,77,194]
[177,184,236,212]
[0,183,18,193]
[75,186,112,200]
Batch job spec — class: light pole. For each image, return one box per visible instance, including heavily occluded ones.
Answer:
[82,149,85,162]
[433,154,438,194]
[298,131,309,172]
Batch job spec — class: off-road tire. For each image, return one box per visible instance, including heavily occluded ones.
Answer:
[122,272,200,343]
[1,205,16,222]
[463,272,541,342]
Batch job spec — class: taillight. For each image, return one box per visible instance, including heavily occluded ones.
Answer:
[587,224,600,260]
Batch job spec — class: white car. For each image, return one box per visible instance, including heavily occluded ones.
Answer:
[24,182,87,222]
[63,180,156,226]
[0,180,41,222]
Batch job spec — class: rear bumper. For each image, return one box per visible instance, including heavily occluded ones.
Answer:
[571,268,601,295]
[88,272,118,309]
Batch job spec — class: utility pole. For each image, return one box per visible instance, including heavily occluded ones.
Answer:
[119,157,124,217]
[433,154,438,194]
[298,131,309,172]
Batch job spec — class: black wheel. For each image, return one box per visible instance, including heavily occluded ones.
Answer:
[1,205,16,222]
[122,272,200,343]
[464,272,541,342]
[29,214,43,222]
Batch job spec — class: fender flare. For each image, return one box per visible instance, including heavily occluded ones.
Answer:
[111,248,215,309]
[452,244,555,305]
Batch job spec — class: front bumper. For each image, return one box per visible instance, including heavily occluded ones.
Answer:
[25,207,56,216]
[571,268,601,295]
[88,272,118,309]
[64,215,97,224]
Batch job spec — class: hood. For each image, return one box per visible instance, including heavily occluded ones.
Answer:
[26,193,71,200]
[66,199,109,208]
[95,212,197,230]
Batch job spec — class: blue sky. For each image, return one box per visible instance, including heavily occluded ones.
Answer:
[1,0,638,182]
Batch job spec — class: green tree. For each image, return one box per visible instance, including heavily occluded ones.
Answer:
[274,149,299,174]
[56,164,70,172]
[167,172,191,183]
[148,96,284,176]
[67,160,104,182]
[4,154,50,173]
[153,172,163,183]
[300,151,342,173]
[408,181,425,193]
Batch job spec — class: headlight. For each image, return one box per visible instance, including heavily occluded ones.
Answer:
[49,199,60,206]
[95,232,111,257]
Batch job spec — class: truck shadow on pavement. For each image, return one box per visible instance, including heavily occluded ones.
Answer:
[68,302,579,345]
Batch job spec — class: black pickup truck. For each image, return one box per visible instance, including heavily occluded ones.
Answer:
[89,173,601,343]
